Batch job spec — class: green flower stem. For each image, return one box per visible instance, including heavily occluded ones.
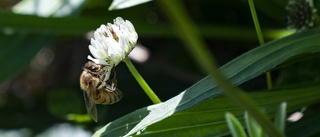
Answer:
[248,0,273,89]
[124,58,161,104]
[157,0,283,136]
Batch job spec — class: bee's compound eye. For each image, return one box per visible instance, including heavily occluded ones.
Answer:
[90,66,98,72]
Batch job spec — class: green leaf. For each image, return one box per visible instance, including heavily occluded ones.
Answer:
[274,102,287,133]
[245,112,264,137]
[142,86,320,137]
[109,0,152,10]
[0,12,292,40]
[0,12,107,35]
[12,0,87,17]
[226,112,247,137]
[95,85,320,137]
[93,28,320,137]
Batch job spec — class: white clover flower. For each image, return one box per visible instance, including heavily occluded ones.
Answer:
[87,17,138,66]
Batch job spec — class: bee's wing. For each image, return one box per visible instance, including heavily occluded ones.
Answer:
[83,87,98,122]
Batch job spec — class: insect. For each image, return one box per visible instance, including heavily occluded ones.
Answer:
[80,61,123,122]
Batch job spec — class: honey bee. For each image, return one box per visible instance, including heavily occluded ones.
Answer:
[80,61,123,122]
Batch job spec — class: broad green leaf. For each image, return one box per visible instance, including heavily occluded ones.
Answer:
[93,28,320,137]
[139,86,320,137]
[226,112,247,137]
[109,0,152,10]
[95,85,320,137]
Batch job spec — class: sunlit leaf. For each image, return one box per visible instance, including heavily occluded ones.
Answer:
[0,12,106,35]
[109,0,152,10]
[93,28,320,136]
[94,85,320,137]
[13,0,87,17]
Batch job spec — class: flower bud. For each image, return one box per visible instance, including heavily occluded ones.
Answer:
[286,0,317,31]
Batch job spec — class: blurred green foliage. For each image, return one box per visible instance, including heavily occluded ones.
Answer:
[1,0,320,136]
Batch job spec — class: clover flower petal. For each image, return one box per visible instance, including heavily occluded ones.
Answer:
[87,17,138,66]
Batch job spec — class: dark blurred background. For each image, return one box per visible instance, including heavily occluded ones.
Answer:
[1,0,314,136]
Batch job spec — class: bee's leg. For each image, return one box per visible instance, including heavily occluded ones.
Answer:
[105,80,116,91]
[108,68,117,91]
[98,66,118,92]
[99,70,107,82]
[110,76,117,90]
[96,79,114,91]
[96,75,114,91]
[97,81,105,90]
[97,79,115,91]
[104,78,117,92]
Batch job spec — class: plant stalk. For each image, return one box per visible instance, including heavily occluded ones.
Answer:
[124,58,161,104]
[248,0,273,89]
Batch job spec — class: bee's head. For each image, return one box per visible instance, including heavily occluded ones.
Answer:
[84,61,102,73]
